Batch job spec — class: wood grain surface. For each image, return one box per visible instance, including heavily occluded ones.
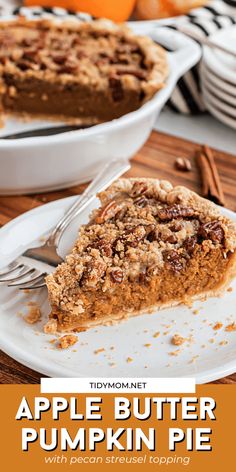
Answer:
[0,130,235,384]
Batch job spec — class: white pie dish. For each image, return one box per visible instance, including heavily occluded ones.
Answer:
[0,18,201,195]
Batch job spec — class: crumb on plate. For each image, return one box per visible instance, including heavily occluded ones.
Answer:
[126,357,133,363]
[168,348,182,356]
[153,331,160,338]
[94,348,105,355]
[44,319,58,334]
[192,309,199,315]
[225,322,236,332]
[213,322,223,331]
[189,355,199,364]
[171,334,186,346]
[58,334,78,349]
[24,303,41,324]
[219,340,228,346]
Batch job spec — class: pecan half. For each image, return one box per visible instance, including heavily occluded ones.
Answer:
[147,230,157,242]
[198,220,224,244]
[170,221,182,232]
[110,268,124,283]
[174,157,192,172]
[114,65,147,80]
[90,239,113,258]
[165,234,177,244]
[183,236,198,255]
[138,270,147,284]
[157,205,195,222]
[163,250,184,273]
[96,200,121,224]
[130,181,148,198]
[114,225,148,251]
[133,195,148,208]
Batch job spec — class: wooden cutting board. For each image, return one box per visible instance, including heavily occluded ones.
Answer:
[0,130,235,384]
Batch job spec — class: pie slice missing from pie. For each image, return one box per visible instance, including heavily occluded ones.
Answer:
[46,178,236,332]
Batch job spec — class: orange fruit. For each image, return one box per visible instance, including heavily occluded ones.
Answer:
[24,0,137,22]
[134,0,208,20]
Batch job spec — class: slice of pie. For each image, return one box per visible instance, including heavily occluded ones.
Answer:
[0,17,168,124]
[46,178,236,332]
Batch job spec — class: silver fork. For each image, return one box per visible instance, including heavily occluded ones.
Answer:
[0,158,130,290]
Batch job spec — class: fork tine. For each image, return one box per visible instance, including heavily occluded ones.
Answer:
[0,267,36,283]
[19,274,47,290]
[9,272,47,287]
[20,283,46,290]
[22,282,46,290]
[0,263,23,278]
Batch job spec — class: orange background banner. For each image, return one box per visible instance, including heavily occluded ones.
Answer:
[1,385,235,471]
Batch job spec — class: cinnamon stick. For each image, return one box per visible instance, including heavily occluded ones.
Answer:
[196,144,225,206]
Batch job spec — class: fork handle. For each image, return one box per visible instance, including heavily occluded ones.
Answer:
[47,158,130,247]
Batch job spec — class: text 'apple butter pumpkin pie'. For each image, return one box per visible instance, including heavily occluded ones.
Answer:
[0,17,168,123]
[46,178,236,332]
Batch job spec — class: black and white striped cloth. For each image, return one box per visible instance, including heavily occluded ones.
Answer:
[1,0,235,114]
[165,0,236,114]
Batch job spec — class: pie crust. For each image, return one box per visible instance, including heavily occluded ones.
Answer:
[46,178,236,332]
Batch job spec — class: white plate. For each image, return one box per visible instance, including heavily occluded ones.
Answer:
[0,9,201,195]
[201,72,236,108]
[0,197,236,384]
[202,84,236,119]
[202,97,236,130]
[201,63,236,97]
[203,26,236,85]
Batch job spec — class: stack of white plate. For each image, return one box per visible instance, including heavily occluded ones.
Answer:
[201,25,236,130]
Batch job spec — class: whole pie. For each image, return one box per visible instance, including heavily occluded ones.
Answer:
[0,17,168,124]
[46,178,236,332]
